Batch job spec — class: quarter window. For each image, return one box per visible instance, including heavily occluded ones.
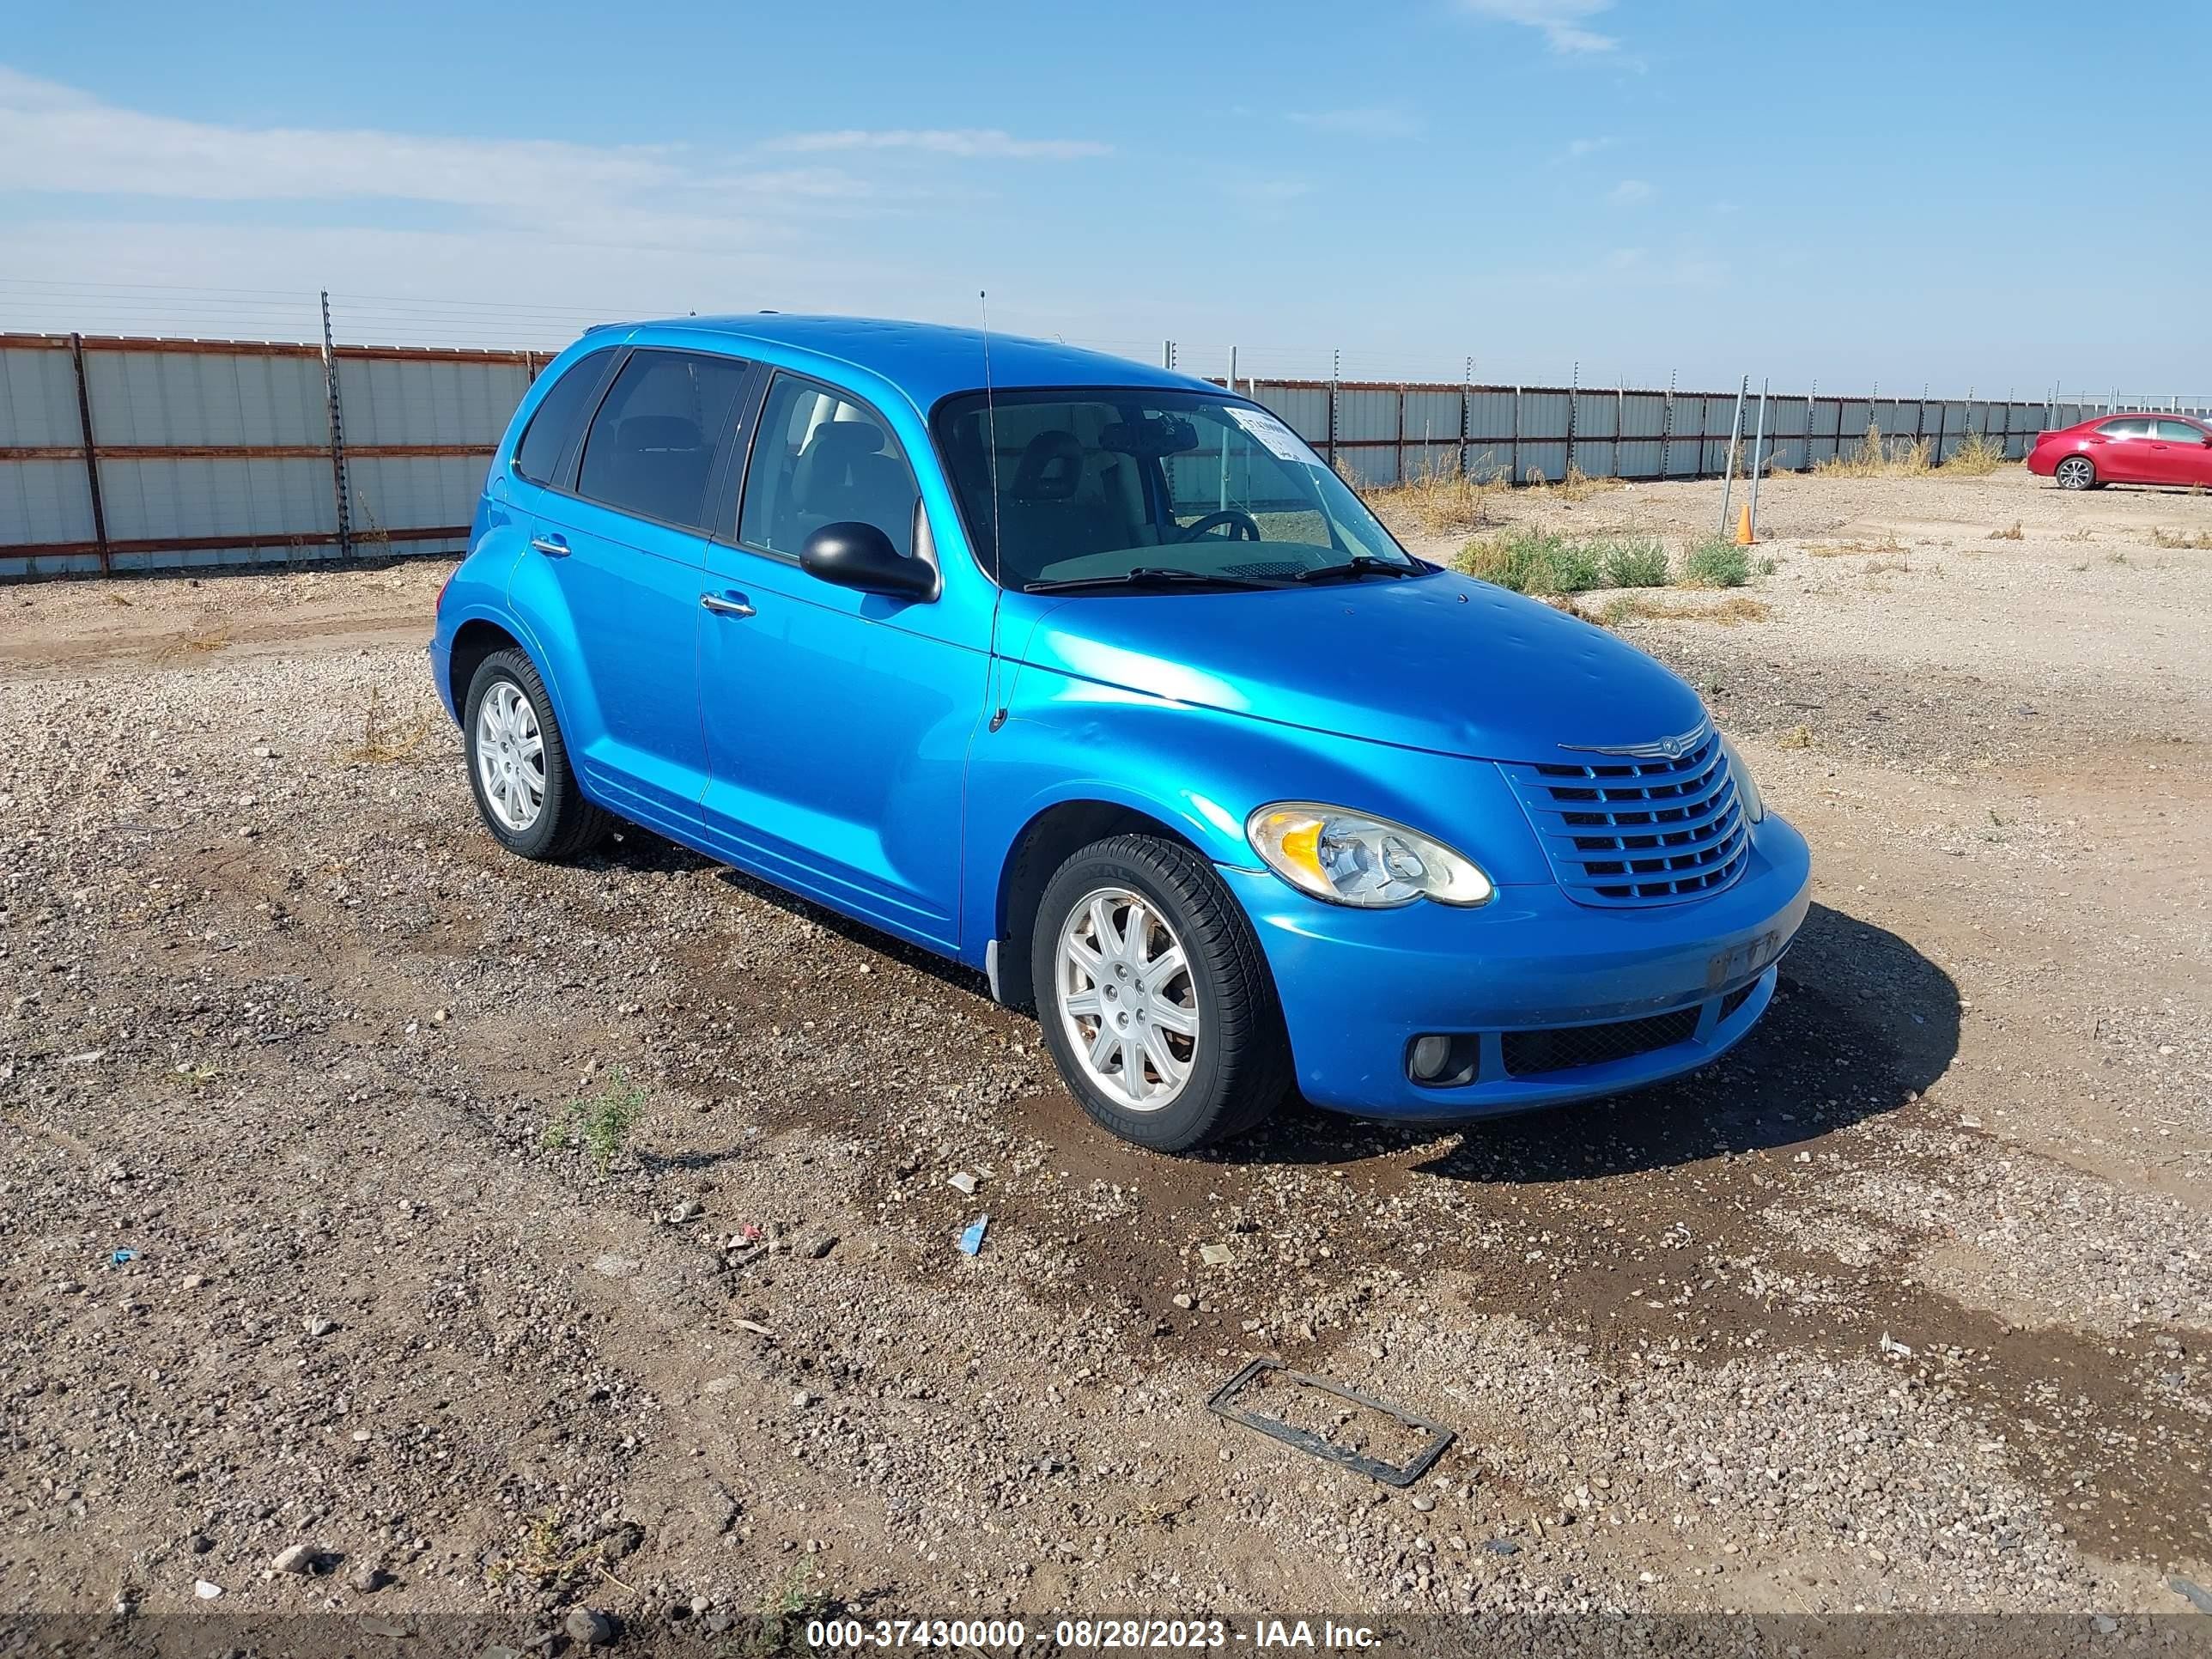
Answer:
[513,348,617,484]
[738,374,921,557]
[574,349,751,532]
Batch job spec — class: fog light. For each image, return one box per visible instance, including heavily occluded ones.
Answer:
[1409,1034,1455,1081]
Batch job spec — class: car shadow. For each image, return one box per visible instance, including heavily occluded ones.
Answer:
[1220,901,1958,1184]
[582,826,1956,1183]
[586,824,995,1004]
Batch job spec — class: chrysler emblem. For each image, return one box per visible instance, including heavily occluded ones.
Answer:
[1562,724,1707,762]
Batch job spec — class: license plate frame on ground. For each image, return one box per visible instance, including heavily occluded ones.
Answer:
[1205,1358,1455,1488]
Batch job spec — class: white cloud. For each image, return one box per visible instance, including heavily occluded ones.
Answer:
[766,128,1111,161]
[1564,136,1614,160]
[1607,179,1654,205]
[0,65,690,208]
[1287,106,1420,140]
[1457,0,1618,52]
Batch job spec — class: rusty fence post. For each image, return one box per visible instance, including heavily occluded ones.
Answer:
[67,332,112,574]
[319,290,353,561]
[1565,361,1578,480]
[1459,357,1472,479]
[1327,349,1340,471]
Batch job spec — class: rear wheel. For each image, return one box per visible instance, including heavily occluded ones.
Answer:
[1030,834,1291,1152]
[2054,455,2096,490]
[463,649,613,860]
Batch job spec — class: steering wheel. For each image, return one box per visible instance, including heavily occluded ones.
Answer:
[1174,509,1262,543]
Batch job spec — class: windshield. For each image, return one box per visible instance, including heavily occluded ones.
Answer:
[932,387,1420,592]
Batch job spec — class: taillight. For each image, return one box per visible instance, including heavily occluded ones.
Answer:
[437,570,456,611]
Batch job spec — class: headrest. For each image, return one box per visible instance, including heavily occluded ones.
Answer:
[619,415,702,451]
[1012,429,1084,501]
[800,421,885,463]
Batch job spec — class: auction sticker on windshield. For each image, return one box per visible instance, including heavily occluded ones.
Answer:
[1224,405,1309,462]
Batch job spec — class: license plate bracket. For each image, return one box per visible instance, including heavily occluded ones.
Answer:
[1706,927,1783,991]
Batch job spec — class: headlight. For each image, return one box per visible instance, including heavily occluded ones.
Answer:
[1721,735,1765,823]
[1246,803,1493,908]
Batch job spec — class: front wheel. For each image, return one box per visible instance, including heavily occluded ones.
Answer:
[2054,455,2096,490]
[1030,834,1291,1152]
[463,648,613,860]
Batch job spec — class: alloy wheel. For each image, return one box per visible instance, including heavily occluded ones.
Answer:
[2055,456,2093,490]
[475,680,547,832]
[1054,887,1200,1110]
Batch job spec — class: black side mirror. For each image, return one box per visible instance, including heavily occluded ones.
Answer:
[799,521,936,601]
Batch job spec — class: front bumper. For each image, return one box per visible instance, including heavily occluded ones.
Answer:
[1223,815,1812,1119]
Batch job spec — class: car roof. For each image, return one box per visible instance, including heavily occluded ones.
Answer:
[614,313,1212,408]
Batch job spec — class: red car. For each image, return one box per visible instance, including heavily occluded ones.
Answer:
[2028,412,2212,489]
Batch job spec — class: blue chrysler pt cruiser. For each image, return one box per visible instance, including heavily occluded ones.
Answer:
[430,316,1811,1152]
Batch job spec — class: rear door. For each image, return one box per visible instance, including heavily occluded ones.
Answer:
[526,347,756,829]
[2088,417,2154,481]
[2147,419,2212,487]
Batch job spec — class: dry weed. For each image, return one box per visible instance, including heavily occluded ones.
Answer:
[1987,520,2024,541]
[345,686,432,764]
[1599,592,1770,626]
[2148,526,2212,550]
[1814,422,1931,478]
[1360,458,1512,534]
[159,619,234,661]
[1944,431,2010,475]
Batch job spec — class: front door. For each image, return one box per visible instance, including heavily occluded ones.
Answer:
[696,371,988,951]
[2145,419,2212,488]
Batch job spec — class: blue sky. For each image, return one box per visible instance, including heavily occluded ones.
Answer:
[2,1,2205,392]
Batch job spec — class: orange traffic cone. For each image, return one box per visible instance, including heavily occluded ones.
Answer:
[1734,501,1756,545]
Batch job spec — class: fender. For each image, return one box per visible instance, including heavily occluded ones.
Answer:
[958,661,1551,969]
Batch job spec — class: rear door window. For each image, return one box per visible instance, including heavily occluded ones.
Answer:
[2097,418,2153,438]
[574,349,753,532]
[513,348,618,484]
[737,374,921,557]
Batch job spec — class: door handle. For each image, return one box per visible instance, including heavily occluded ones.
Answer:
[530,534,569,557]
[701,592,756,617]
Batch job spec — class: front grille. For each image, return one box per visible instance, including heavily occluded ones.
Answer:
[1717,981,1757,1023]
[1501,1006,1703,1078]
[1503,725,1750,907]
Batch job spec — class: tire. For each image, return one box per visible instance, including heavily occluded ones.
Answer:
[462,648,614,860]
[2054,455,2096,490]
[1030,834,1291,1152]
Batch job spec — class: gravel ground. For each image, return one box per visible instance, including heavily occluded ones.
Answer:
[1,465,2208,1633]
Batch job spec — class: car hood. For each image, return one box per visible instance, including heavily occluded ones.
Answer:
[1001,568,1709,763]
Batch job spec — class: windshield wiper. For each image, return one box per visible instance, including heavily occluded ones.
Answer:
[1288,554,1425,585]
[1021,566,1280,595]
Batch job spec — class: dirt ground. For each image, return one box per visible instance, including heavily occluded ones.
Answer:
[2,465,2208,1637]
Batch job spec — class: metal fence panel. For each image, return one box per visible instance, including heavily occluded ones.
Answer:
[95,456,332,544]
[349,454,485,545]
[1401,388,1461,448]
[1,343,84,445]
[5,331,2192,582]
[84,346,328,447]
[1333,386,1399,445]
[338,355,530,447]
[0,459,95,550]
